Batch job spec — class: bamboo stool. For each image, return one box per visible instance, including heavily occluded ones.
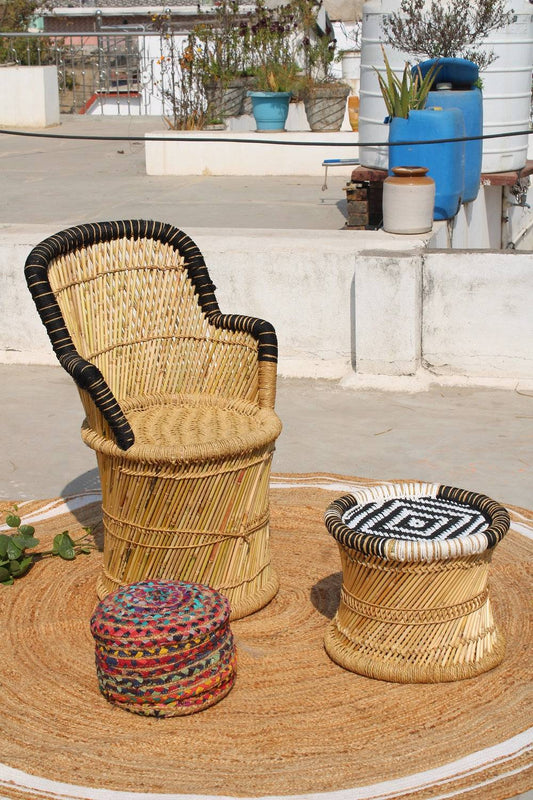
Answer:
[25,220,282,619]
[91,579,236,716]
[324,482,510,683]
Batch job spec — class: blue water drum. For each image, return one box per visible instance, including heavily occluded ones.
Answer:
[418,58,483,203]
[389,107,465,220]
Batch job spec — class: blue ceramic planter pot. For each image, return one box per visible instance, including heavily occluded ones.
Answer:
[248,91,291,131]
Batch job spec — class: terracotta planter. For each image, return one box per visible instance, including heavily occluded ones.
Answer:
[303,83,350,132]
[347,95,359,132]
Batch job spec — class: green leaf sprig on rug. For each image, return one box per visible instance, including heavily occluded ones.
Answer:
[0,507,95,586]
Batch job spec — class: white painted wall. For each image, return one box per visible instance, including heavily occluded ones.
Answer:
[422,250,533,380]
[354,251,422,376]
[0,66,60,128]
[146,130,359,177]
[84,95,142,116]
[2,224,532,389]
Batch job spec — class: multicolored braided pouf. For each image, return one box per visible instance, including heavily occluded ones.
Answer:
[90,580,236,716]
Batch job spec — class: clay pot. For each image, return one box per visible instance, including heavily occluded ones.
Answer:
[382,166,435,234]
[347,95,359,131]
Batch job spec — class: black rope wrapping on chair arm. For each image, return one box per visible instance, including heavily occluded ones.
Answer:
[24,259,135,450]
[206,312,278,363]
[58,353,136,450]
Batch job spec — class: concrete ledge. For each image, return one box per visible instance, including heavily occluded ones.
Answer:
[1,224,532,389]
[145,131,359,177]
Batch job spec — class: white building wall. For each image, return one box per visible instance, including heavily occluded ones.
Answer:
[422,250,533,380]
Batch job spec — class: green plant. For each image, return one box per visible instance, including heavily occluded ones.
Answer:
[0,1,54,66]
[191,0,253,88]
[252,59,303,93]
[381,0,514,72]
[151,17,207,130]
[0,507,95,586]
[246,0,304,92]
[375,47,441,119]
[301,32,337,85]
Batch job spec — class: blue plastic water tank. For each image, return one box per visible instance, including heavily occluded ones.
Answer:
[389,107,465,221]
[418,58,483,203]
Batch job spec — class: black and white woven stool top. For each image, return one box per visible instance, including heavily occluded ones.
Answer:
[325,482,510,562]
[342,495,488,542]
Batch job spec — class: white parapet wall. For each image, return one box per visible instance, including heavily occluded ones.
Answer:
[1,224,532,389]
[145,131,358,177]
[422,250,533,380]
[0,66,60,128]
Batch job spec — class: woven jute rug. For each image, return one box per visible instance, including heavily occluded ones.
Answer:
[0,474,531,800]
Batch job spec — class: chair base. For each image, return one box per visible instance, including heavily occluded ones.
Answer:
[85,393,281,620]
[324,541,507,683]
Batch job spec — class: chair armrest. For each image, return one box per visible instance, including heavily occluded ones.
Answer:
[25,259,135,450]
[207,311,278,408]
[59,352,135,450]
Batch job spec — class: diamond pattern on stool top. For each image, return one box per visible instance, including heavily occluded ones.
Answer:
[342,496,490,542]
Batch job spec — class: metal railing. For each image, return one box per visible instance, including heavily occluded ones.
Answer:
[0,31,163,114]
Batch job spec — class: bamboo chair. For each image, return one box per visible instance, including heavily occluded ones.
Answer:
[25,220,282,619]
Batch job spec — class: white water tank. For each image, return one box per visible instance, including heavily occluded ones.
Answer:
[479,0,533,173]
[358,0,533,172]
[358,1,411,168]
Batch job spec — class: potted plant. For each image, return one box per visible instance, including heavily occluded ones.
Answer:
[379,0,531,173]
[376,49,466,220]
[336,20,362,84]
[248,60,303,130]
[380,0,513,72]
[151,28,207,130]
[191,0,254,122]
[246,0,303,131]
[300,35,350,131]
[374,48,440,121]
[298,3,351,132]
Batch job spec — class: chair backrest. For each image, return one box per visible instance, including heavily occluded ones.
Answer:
[25,220,277,449]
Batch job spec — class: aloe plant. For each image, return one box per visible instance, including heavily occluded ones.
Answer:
[374,47,442,119]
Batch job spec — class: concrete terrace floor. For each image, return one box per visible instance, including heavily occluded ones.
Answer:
[0,114,352,230]
[1,364,531,512]
[0,114,531,800]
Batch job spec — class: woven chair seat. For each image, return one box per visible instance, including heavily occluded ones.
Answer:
[82,394,282,464]
[326,482,509,562]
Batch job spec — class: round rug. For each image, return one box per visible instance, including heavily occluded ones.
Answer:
[0,474,531,800]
